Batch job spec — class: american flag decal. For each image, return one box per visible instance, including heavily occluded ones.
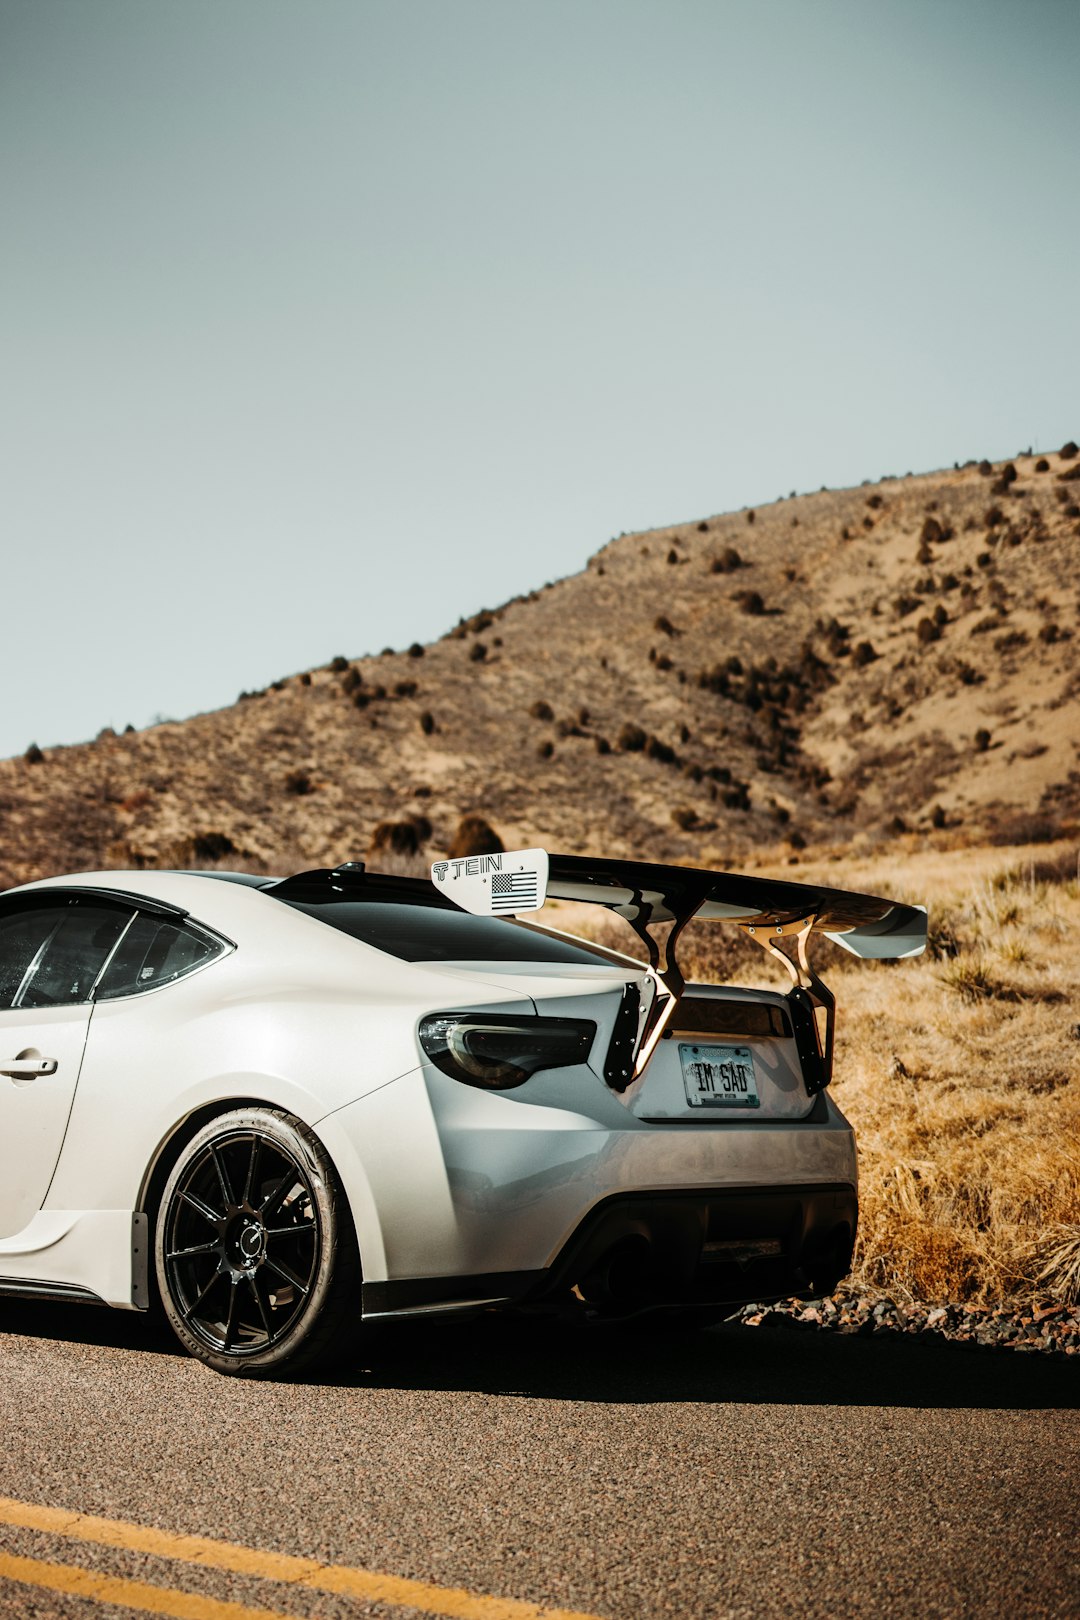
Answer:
[490,870,540,911]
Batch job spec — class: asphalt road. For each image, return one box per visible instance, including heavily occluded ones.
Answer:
[0,1301,1076,1620]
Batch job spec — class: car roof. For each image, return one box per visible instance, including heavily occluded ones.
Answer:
[8,867,454,910]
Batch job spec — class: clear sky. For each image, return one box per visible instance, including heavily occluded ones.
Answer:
[2,0,1077,758]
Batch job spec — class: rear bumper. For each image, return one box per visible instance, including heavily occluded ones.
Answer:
[361,1182,858,1318]
[321,1064,858,1304]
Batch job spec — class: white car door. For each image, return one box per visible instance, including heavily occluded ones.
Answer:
[0,895,132,1241]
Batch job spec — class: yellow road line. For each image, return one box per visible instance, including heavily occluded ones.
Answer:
[0,1495,604,1620]
[0,1549,302,1620]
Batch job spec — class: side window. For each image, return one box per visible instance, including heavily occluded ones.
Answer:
[15,904,131,1009]
[94,916,223,1000]
[0,905,68,1009]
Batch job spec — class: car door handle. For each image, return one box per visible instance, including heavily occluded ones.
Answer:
[0,1056,58,1079]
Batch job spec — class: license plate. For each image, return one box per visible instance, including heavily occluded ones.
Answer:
[679,1043,760,1109]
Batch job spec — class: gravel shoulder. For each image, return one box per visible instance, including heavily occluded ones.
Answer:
[733,1293,1080,1355]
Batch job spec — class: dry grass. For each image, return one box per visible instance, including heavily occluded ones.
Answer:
[569,842,1080,1306]
[830,850,1080,1305]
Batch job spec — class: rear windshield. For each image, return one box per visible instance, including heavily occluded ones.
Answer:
[280,899,627,967]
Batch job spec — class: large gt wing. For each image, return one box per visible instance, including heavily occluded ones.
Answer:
[430,848,926,1092]
[430,848,926,958]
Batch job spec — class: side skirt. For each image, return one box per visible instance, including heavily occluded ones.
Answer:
[362,1270,541,1320]
[0,1277,106,1307]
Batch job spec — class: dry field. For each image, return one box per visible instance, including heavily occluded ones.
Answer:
[567,839,1080,1309]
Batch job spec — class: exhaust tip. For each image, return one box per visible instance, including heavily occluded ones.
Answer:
[575,1235,655,1310]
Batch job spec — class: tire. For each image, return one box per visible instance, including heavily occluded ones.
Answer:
[154,1107,361,1376]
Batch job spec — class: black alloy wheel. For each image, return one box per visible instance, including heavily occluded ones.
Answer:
[155,1108,360,1375]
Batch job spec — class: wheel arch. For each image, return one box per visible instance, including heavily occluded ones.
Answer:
[137,1098,268,1232]
[136,1100,364,1307]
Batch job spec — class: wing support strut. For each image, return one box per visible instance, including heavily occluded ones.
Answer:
[740,914,836,1094]
[615,890,704,1083]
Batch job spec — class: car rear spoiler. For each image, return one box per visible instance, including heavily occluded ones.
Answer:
[431,849,926,1092]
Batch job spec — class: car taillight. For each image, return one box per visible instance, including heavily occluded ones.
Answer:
[418,1013,596,1090]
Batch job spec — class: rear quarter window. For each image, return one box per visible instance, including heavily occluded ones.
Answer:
[94,916,226,999]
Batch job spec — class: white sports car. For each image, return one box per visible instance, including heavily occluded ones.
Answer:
[0,849,925,1374]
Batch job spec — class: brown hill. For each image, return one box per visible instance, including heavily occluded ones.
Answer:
[2,447,1078,885]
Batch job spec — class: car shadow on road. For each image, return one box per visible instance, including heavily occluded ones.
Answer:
[3,1301,1075,1410]
[351,1313,1078,1411]
[0,1297,180,1356]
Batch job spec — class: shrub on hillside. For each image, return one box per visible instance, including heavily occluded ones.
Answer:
[988,813,1060,846]
[710,546,743,574]
[368,819,429,859]
[341,667,363,694]
[1035,458,1050,473]
[666,547,679,564]
[921,517,950,545]
[419,710,436,735]
[191,832,236,862]
[448,815,504,859]
[537,740,554,759]
[977,459,993,476]
[408,642,425,658]
[974,728,992,752]
[329,655,349,673]
[617,722,647,752]
[469,642,487,662]
[671,806,698,831]
[529,699,554,721]
[394,679,418,698]
[284,769,314,796]
[735,590,766,616]
[595,735,611,755]
[1060,440,1078,459]
[746,510,756,525]
[917,617,941,645]
[24,742,44,764]
[654,614,676,636]
[851,641,878,667]
[646,735,678,766]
